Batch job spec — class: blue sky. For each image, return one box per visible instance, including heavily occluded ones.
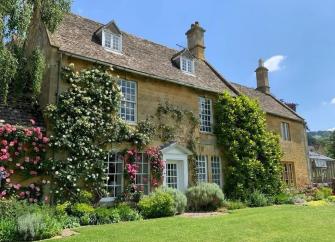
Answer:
[72,0,335,131]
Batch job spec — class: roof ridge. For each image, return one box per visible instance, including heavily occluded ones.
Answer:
[231,82,304,121]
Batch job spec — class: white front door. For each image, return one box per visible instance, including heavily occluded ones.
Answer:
[161,143,192,192]
[166,161,179,189]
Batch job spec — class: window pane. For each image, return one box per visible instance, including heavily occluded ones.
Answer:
[166,163,178,189]
[211,156,221,186]
[199,97,212,132]
[135,153,150,195]
[196,155,207,183]
[105,153,123,198]
[118,80,136,122]
[104,32,111,48]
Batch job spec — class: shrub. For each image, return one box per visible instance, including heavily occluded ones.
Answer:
[17,212,62,241]
[223,200,247,210]
[157,186,187,214]
[116,203,142,221]
[327,195,335,203]
[307,200,329,207]
[77,190,94,204]
[247,190,269,207]
[94,207,120,224]
[138,190,175,218]
[55,201,72,215]
[70,203,95,217]
[186,183,225,211]
[70,203,95,225]
[58,215,80,229]
[273,193,293,205]
[315,187,332,200]
[0,218,16,242]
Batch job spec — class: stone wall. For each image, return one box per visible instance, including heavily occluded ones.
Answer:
[39,48,310,188]
[266,115,310,186]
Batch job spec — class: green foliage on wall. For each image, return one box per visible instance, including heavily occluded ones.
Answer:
[156,101,199,184]
[214,91,283,200]
[45,65,155,202]
[30,49,45,103]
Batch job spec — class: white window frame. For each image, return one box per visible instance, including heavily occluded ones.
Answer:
[211,156,222,187]
[104,153,124,199]
[196,155,208,183]
[166,162,178,189]
[199,97,213,133]
[102,30,122,53]
[180,56,194,74]
[280,122,291,141]
[118,80,137,123]
[135,153,150,195]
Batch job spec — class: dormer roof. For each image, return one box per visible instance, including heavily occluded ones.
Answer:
[95,20,121,36]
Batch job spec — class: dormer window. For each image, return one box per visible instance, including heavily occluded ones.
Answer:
[181,57,194,74]
[103,30,122,53]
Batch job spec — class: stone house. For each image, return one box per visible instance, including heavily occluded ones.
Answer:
[3,13,310,199]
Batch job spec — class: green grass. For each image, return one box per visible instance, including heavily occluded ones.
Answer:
[55,205,335,242]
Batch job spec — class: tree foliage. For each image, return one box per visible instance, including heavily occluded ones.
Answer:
[0,0,71,104]
[328,131,335,159]
[214,91,283,200]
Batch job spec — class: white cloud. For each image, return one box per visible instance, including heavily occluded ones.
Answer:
[331,98,335,105]
[264,55,286,72]
[328,128,335,132]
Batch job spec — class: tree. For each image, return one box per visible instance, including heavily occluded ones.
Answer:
[327,131,335,159]
[0,0,71,104]
[214,91,283,200]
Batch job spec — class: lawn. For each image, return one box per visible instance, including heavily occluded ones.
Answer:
[55,205,335,242]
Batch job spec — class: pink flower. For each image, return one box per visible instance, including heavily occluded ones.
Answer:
[29,171,38,176]
[42,137,49,143]
[24,157,29,162]
[1,140,7,146]
[19,192,25,197]
[30,119,36,126]
[13,184,21,190]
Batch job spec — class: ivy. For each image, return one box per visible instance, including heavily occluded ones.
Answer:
[30,49,45,103]
[214,91,283,200]
[45,65,154,202]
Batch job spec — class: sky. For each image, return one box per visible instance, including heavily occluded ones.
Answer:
[72,0,335,131]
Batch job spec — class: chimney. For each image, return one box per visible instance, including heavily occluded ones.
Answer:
[185,21,206,60]
[281,100,298,112]
[255,59,270,94]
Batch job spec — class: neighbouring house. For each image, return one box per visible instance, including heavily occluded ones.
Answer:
[6,13,310,200]
[309,147,335,184]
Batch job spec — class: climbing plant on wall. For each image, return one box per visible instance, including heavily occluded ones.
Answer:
[214,91,283,200]
[0,122,49,202]
[156,101,199,184]
[45,65,155,202]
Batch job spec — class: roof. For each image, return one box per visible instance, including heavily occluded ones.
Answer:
[309,151,335,162]
[0,96,44,127]
[48,13,303,122]
[48,13,235,95]
[232,83,304,121]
